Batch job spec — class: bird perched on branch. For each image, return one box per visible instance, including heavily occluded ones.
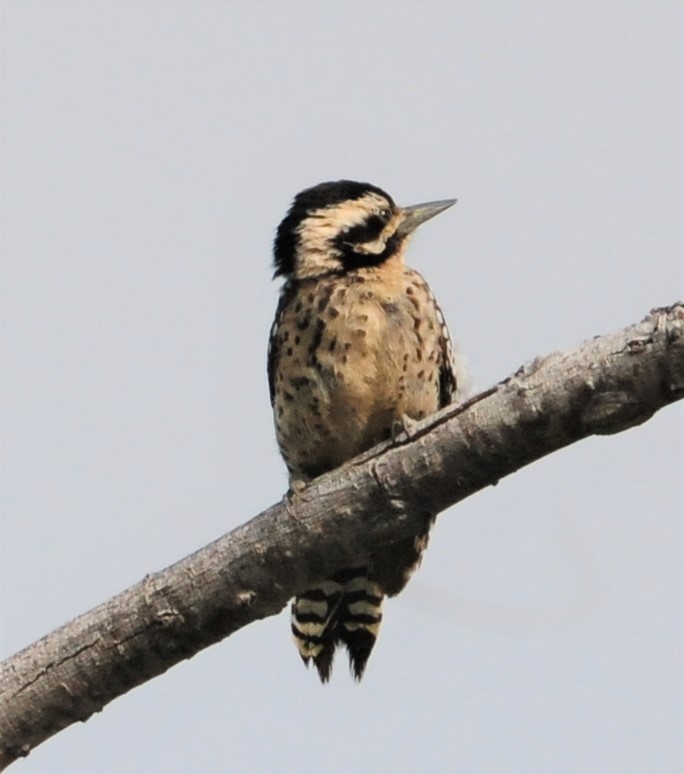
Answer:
[268,180,464,682]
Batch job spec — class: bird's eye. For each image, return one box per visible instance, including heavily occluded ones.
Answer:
[379,208,391,221]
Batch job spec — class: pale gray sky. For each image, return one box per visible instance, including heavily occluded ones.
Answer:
[1,2,683,773]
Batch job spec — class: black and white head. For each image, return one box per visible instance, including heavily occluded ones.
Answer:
[273,180,456,280]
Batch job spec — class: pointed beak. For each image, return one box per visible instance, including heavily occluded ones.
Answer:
[396,198,457,237]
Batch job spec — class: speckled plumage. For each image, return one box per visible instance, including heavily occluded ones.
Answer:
[268,180,464,682]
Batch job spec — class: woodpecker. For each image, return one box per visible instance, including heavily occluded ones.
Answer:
[268,180,465,682]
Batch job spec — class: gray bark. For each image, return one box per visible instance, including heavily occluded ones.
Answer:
[1,302,682,770]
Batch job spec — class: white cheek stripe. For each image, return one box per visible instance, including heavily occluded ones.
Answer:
[351,236,386,255]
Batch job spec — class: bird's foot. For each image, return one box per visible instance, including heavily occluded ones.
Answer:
[390,414,418,443]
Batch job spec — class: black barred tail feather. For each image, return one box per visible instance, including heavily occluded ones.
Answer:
[290,578,343,683]
[291,567,384,682]
[336,575,384,681]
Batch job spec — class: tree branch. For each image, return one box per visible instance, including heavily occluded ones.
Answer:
[1,302,682,769]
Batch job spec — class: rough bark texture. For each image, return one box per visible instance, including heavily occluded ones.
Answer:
[1,302,682,769]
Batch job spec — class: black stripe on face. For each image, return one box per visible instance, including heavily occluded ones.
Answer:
[338,215,386,247]
[338,230,403,271]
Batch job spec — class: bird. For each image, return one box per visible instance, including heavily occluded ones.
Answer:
[267,180,465,682]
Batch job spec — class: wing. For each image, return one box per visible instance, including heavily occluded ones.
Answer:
[435,298,458,409]
[267,281,296,406]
